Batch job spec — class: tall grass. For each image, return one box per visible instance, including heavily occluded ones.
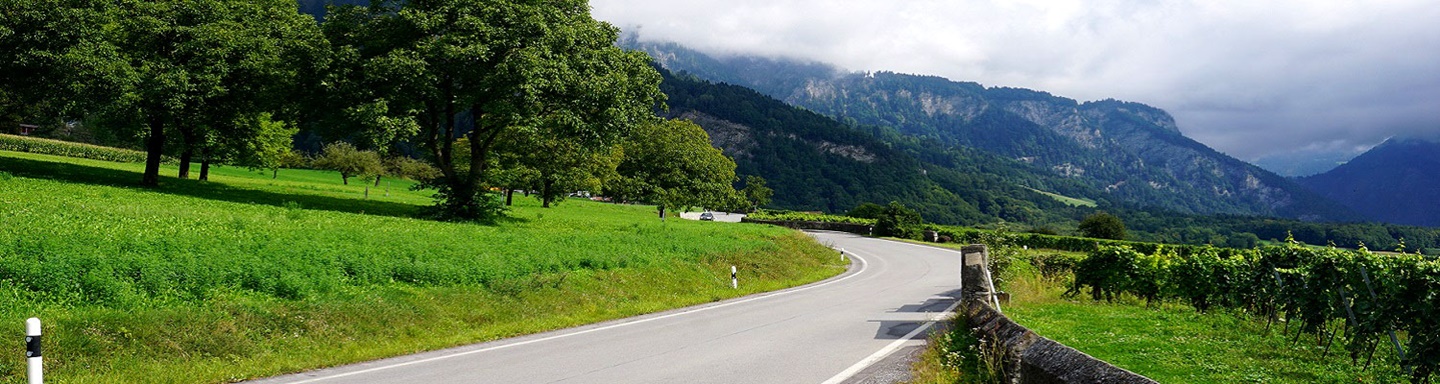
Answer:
[0,150,845,383]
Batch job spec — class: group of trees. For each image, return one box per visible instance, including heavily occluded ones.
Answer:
[2,0,751,220]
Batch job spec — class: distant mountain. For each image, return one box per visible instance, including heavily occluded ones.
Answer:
[626,39,1359,222]
[1253,149,1357,177]
[1299,138,1440,227]
[656,67,1096,225]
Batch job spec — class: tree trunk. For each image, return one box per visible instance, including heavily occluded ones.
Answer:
[542,178,553,208]
[505,189,514,206]
[198,158,210,181]
[374,174,382,187]
[341,173,349,185]
[272,168,278,179]
[177,148,193,179]
[141,117,165,187]
[449,179,478,219]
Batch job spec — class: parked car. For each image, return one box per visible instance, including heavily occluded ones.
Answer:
[699,212,715,221]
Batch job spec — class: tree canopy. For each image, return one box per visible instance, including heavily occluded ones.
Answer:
[1079,211,1127,240]
[321,0,664,220]
[608,119,739,216]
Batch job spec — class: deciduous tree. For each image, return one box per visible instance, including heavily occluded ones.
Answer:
[313,142,382,185]
[607,119,738,219]
[322,0,663,220]
[1079,211,1127,240]
[741,175,773,213]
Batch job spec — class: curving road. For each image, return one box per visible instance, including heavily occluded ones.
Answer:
[247,231,963,384]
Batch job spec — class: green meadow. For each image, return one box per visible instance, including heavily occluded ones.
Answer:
[0,150,844,383]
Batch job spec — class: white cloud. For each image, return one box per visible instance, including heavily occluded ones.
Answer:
[592,0,1440,161]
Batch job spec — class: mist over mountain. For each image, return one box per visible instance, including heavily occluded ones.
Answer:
[1300,138,1440,227]
[628,40,1358,222]
[1253,150,1357,178]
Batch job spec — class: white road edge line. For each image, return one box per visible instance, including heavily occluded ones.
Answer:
[818,299,963,384]
[281,251,870,384]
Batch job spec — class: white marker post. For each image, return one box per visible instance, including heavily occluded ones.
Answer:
[731,266,738,289]
[25,317,41,384]
[839,248,847,261]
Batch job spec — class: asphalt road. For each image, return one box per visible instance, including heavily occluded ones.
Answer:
[677,211,746,222]
[247,231,963,384]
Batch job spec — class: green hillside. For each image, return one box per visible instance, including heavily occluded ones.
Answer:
[657,68,1094,225]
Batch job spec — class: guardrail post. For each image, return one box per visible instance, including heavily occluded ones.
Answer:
[26,317,41,384]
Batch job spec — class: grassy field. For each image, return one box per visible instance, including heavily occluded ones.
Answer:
[0,150,846,383]
[905,246,1406,384]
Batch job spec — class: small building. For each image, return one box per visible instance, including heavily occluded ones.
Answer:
[16,124,37,136]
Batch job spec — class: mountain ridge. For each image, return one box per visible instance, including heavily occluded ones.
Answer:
[627,39,1359,222]
[1299,137,1440,227]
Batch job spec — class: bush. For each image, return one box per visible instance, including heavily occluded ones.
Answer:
[874,201,922,238]
[1029,252,1082,279]
[384,156,440,181]
[847,202,885,219]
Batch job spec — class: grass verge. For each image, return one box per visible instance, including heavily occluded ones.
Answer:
[906,246,1406,384]
[0,150,846,383]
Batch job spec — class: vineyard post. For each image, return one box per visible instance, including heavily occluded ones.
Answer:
[1334,286,1360,359]
[1270,269,1286,334]
[1358,265,1409,375]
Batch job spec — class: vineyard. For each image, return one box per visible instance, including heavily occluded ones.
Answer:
[1066,240,1440,382]
[745,210,877,225]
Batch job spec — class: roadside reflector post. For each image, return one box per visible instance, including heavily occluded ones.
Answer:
[839,248,847,261]
[731,266,738,289]
[26,317,41,384]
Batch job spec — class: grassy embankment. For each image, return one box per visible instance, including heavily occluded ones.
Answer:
[0,149,846,383]
[905,245,1406,384]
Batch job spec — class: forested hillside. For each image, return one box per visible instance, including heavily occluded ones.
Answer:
[657,68,1093,225]
[1301,138,1440,227]
[630,40,1358,222]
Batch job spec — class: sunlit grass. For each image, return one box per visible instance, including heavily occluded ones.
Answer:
[0,150,844,383]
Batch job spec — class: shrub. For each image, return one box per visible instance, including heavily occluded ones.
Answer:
[874,201,922,238]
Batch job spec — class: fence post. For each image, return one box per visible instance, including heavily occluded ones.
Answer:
[960,245,1000,312]
[26,317,40,384]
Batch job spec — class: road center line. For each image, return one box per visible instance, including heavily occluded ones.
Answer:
[278,250,871,383]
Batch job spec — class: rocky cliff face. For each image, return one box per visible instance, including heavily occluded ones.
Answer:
[628,40,1356,220]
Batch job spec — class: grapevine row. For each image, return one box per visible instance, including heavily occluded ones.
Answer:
[1069,240,1440,382]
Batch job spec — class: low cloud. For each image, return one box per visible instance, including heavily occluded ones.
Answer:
[592,0,1440,161]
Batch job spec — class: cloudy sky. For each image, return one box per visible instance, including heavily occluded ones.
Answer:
[591,0,1440,169]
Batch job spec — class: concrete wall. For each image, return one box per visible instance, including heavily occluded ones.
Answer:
[960,245,1157,384]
